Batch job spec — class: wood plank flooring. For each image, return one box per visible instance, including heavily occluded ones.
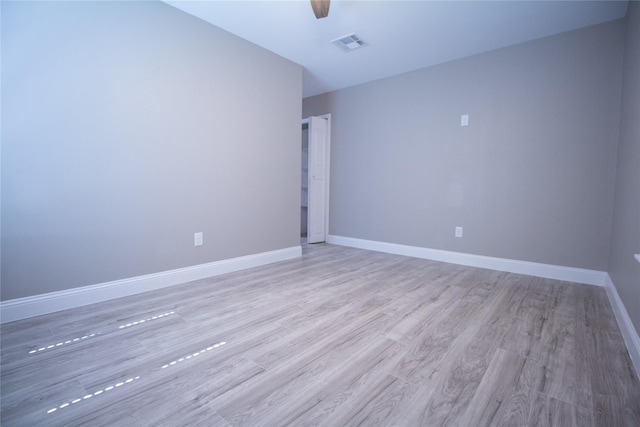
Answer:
[2,243,639,426]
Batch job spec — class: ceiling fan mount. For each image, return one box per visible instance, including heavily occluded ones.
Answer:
[310,0,330,19]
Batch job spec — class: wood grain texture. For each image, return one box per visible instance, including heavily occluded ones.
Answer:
[1,243,639,426]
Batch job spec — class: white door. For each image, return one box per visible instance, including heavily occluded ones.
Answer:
[307,116,329,243]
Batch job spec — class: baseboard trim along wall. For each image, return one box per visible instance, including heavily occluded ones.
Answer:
[0,246,302,324]
[605,274,640,379]
[327,234,640,376]
[327,235,607,286]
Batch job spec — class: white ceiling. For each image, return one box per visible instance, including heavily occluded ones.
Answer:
[165,0,629,98]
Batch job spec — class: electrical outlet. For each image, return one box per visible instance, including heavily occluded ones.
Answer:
[460,114,469,127]
[194,232,204,246]
[455,227,463,238]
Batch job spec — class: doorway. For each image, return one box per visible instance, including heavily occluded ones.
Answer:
[301,115,331,244]
[301,122,309,243]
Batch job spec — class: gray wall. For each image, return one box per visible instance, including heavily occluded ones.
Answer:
[609,3,640,335]
[303,20,624,271]
[1,1,302,301]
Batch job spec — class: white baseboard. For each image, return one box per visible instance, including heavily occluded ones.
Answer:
[0,246,302,324]
[604,274,640,378]
[327,235,606,286]
[327,235,640,374]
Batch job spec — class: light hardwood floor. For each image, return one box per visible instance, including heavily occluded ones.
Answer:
[2,243,639,426]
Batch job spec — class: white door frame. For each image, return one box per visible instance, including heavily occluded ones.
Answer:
[302,114,331,243]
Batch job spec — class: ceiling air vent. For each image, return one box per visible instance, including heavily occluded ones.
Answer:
[332,33,368,52]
